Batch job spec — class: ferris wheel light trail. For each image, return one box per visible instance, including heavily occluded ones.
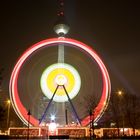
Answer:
[9,37,111,126]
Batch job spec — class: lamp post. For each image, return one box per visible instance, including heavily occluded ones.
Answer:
[7,99,11,129]
[89,110,92,139]
[117,90,124,136]
[89,109,95,140]
[27,110,31,140]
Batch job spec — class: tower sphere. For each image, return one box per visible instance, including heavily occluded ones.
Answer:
[54,23,70,36]
[53,15,70,36]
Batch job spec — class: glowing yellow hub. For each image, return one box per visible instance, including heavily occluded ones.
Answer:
[40,63,81,102]
[47,68,75,96]
[55,74,67,85]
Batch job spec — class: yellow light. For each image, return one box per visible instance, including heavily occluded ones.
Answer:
[7,99,11,104]
[40,63,81,102]
[47,67,75,96]
[118,90,122,96]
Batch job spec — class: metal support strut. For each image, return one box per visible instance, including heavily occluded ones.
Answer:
[39,85,59,124]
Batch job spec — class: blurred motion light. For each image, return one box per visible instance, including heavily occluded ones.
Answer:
[40,63,81,102]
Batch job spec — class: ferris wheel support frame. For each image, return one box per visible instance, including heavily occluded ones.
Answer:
[39,84,81,125]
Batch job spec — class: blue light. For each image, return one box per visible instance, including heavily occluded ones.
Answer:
[50,115,55,121]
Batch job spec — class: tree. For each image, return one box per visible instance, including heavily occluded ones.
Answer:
[0,67,4,87]
[0,105,6,129]
[0,105,5,120]
[124,93,140,136]
[109,92,121,137]
[83,94,97,139]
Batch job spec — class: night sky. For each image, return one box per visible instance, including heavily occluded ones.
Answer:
[0,0,140,99]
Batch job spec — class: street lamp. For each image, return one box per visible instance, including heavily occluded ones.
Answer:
[27,110,31,140]
[89,109,95,139]
[117,90,123,96]
[117,90,125,136]
[6,99,11,129]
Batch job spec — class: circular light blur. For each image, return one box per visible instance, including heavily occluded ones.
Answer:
[40,63,81,102]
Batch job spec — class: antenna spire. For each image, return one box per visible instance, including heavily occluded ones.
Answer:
[57,0,64,17]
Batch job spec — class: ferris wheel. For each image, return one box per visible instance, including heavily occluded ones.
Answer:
[9,36,111,127]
